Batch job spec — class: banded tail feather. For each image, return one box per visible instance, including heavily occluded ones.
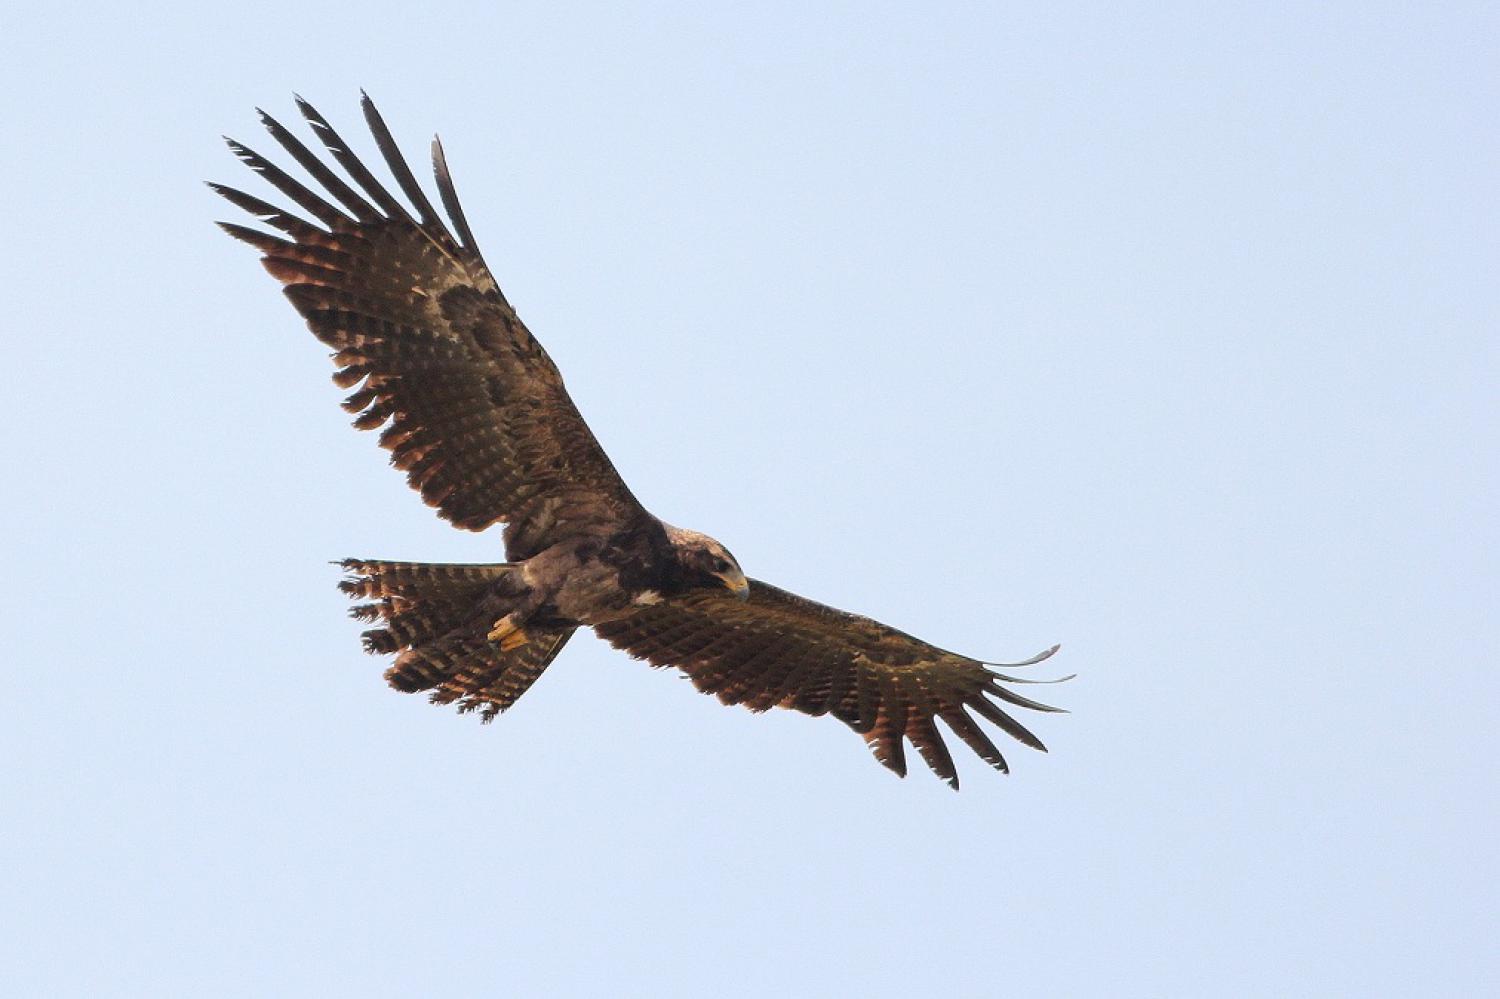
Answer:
[339,559,574,721]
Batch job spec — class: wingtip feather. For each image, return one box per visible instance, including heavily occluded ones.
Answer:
[981,643,1061,669]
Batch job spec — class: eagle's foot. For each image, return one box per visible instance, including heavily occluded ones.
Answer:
[487,615,530,652]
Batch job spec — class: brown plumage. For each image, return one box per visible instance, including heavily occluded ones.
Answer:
[215,94,1068,788]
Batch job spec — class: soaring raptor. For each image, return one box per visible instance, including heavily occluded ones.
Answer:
[215,95,1066,788]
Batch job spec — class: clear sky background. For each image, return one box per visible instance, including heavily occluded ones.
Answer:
[3,3,1495,997]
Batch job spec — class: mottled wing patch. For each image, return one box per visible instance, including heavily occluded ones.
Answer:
[595,579,1065,788]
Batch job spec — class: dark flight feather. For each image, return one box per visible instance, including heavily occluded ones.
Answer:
[224,138,351,230]
[431,136,483,262]
[294,94,414,223]
[256,108,382,223]
[360,93,444,228]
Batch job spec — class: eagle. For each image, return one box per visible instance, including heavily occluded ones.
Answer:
[214,94,1067,788]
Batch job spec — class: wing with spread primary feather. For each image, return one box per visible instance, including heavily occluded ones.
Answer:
[595,580,1066,788]
[213,94,643,558]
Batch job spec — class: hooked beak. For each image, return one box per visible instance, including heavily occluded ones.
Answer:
[717,569,750,600]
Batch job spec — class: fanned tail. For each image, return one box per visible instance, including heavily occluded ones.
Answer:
[339,559,573,721]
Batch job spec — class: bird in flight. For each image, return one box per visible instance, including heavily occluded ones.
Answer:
[214,94,1067,788]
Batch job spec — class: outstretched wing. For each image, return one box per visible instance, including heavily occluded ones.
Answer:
[213,94,643,558]
[593,580,1066,788]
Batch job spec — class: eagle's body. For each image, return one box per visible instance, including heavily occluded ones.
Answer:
[216,95,1067,788]
[476,519,741,635]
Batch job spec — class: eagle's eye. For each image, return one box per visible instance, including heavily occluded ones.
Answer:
[711,556,731,573]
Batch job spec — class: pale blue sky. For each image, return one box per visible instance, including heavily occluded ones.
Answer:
[3,3,1496,997]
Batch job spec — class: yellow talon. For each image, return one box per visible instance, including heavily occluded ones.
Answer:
[487,616,530,652]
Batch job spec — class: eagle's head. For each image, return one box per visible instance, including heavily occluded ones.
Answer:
[662,524,750,600]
